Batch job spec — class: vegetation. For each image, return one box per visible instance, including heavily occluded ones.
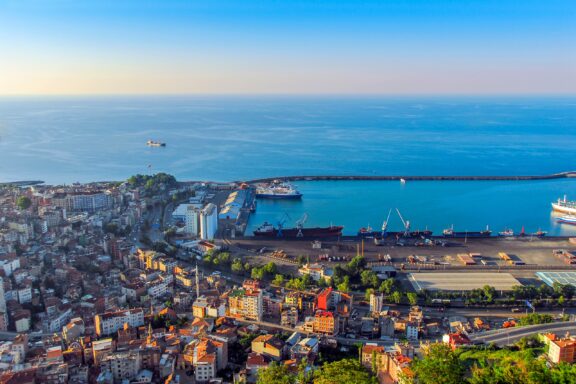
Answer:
[313,359,376,384]
[126,173,177,194]
[406,341,576,384]
[256,362,295,384]
[517,313,554,326]
[16,196,32,210]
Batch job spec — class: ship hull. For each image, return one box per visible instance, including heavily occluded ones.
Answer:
[254,226,343,238]
[359,230,433,238]
[255,193,302,199]
[558,217,576,225]
[552,202,576,215]
[443,231,492,238]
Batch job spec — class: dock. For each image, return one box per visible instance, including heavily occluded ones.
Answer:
[243,171,576,184]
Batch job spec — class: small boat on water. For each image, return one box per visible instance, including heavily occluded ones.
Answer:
[147,140,166,147]
[557,215,576,225]
[400,178,406,184]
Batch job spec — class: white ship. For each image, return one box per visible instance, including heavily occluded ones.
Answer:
[551,195,576,215]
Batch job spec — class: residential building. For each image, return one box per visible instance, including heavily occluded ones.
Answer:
[94,308,145,337]
[251,335,284,361]
[313,311,339,336]
[547,334,576,363]
[228,288,263,321]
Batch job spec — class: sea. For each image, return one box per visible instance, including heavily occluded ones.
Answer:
[1,95,576,235]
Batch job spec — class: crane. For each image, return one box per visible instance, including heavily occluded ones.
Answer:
[381,209,392,237]
[295,213,308,237]
[396,208,410,237]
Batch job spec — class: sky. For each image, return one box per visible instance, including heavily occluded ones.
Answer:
[0,0,575,95]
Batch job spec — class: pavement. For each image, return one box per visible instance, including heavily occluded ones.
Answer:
[469,321,576,346]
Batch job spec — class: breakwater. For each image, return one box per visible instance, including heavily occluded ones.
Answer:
[245,171,576,184]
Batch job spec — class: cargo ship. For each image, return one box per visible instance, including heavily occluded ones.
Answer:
[255,181,302,199]
[552,196,576,215]
[253,222,343,238]
[442,225,492,238]
[498,228,515,237]
[358,209,432,239]
[557,215,576,225]
[147,140,166,147]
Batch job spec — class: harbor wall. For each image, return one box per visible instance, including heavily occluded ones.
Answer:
[244,171,576,184]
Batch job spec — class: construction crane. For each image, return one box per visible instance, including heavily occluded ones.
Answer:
[396,208,410,237]
[381,209,392,237]
[276,212,291,238]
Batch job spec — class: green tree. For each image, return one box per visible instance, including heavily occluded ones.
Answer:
[313,358,374,384]
[231,259,244,274]
[482,285,496,303]
[256,361,295,384]
[410,343,465,384]
[407,292,418,306]
[263,261,278,275]
[337,276,350,293]
[16,196,31,210]
[379,278,396,294]
[273,274,285,286]
[361,270,379,288]
[391,291,402,304]
[365,288,375,301]
[251,267,265,280]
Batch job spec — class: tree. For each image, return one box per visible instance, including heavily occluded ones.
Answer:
[313,358,375,384]
[256,361,295,384]
[407,292,418,306]
[264,262,278,275]
[337,276,350,293]
[361,270,379,288]
[251,267,265,280]
[273,274,285,286]
[379,278,396,294]
[410,343,465,384]
[391,291,402,304]
[482,285,496,303]
[231,259,244,274]
[16,196,31,210]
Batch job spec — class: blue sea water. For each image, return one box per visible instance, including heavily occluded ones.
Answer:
[1,95,575,234]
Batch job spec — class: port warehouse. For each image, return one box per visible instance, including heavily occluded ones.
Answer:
[408,272,521,292]
[536,271,576,287]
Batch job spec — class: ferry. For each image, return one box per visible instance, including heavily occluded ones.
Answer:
[552,195,576,215]
[255,181,302,199]
[147,140,166,147]
[557,215,576,225]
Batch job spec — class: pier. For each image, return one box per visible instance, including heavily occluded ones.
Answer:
[244,171,576,184]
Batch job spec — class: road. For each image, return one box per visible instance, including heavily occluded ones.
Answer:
[469,321,576,346]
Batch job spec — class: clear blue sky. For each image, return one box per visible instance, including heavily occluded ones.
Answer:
[0,0,575,94]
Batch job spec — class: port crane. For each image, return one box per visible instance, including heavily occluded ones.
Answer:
[396,208,411,237]
[381,209,392,238]
[295,213,308,237]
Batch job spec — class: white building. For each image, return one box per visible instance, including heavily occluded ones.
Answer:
[94,308,145,337]
[369,293,384,314]
[0,277,6,312]
[185,205,201,235]
[406,322,419,341]
[200,203,218,240]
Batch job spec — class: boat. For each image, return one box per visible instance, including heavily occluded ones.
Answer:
[253,222,343,238]
[518,226,547,238]
[400,178,406,184]
[255,181,302,199]
[498,228,514,237]
[442,225,492,238]
[557,215,576,225]
[147,140,166,147]
[552,195,576,215]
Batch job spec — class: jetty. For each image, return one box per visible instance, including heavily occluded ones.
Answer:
[244,171,576,184]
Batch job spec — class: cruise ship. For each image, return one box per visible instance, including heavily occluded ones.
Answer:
[552,196,576,215]
[255,181,302,199]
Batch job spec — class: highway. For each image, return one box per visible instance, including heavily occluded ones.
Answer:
[469,321,576,346]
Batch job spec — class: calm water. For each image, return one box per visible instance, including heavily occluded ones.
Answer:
[1,95,575,234]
